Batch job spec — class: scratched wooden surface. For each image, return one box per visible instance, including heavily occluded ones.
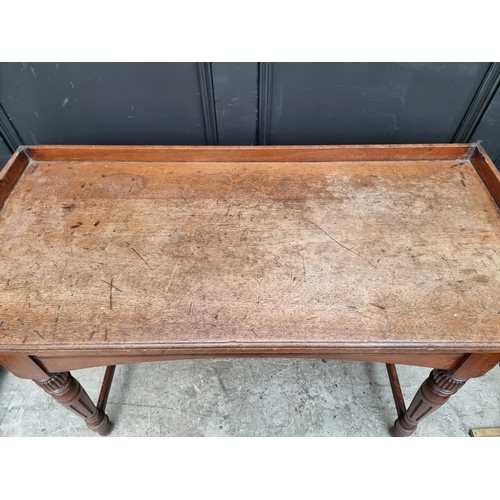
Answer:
[1,151,500,351]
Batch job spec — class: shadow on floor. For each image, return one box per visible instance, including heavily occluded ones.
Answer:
[0,365,8,395]
[105,364,136,426]
[362,362,399,428]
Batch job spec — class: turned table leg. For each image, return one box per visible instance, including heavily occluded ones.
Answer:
[390,369,467,437]
[34,371,113,436]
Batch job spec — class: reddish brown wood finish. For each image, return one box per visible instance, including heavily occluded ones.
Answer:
[449,353,500,378]
[2,153,500,351]
[0,354,49,379]
[470,144,500,208]
[0,147,30,208]
[26,144,473,163]
[32,351,463,373]
[390,352,500,436]
[35,371,112,435]
[0,143,499,436]
[390,369,468,437]
[97,365,115,412]
[386,364,406,418]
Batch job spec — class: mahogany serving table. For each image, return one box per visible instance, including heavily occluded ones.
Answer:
[1,144,499,437]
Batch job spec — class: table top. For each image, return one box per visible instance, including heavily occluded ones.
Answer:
[1,144,500,353]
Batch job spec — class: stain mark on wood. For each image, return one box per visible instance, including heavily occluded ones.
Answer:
[17,318,24,325]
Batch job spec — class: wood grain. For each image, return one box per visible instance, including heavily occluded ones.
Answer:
[26,144,473,163]
[0,147,31,208]
[1,144,500,437]
[449,353,500,378]
[0,145,499,355]
[33,352,463,373]
[386,364,406,417]
[0,354,48,378]
[470,144,500,208]
[35,371,113,435]
[391,368,468,437]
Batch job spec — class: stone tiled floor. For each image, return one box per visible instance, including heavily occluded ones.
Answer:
[1,359,499,436]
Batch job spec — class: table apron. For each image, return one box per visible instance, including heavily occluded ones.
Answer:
[0,350,474,377]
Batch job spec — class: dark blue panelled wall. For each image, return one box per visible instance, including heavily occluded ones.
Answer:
[1,62,499,168]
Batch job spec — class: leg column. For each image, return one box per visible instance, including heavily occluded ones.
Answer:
[390,369,467,437]
[34,371,113,436]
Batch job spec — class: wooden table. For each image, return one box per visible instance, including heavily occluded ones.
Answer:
[1,144,499,436]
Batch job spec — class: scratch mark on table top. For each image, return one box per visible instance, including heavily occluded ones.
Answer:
[59,262,68,282]
[127,243,152,270]
[164,259,181,296]
[307,219,377,269]
[369,303,386,310]
[33,330,46,341]
[53,305,61,338]
[89,314,101,341]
